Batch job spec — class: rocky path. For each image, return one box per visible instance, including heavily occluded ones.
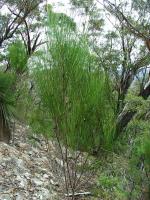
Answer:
[0,123,62,200]
[0,123,96,200]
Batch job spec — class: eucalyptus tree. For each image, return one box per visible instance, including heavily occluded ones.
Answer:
[70,0,150,135]
[101,0,150,133]
[0,0,44,48]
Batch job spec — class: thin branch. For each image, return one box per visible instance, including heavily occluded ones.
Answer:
[65,192,91,197]
[31,33,41,53]
[100,0,148,40]
[0,1,40,46]
[24,19,31,55]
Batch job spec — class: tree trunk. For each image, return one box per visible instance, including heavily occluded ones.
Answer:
[116,80,150,136]
[0,105,11,144]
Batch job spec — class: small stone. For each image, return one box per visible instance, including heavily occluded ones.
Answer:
[50,179,59,187]
[43,174,49,179]
[32,178,43,186]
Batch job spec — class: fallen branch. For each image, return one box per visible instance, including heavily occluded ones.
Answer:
[65,191,91,197]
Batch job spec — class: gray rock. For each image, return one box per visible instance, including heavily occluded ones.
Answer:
[0,194,12,200]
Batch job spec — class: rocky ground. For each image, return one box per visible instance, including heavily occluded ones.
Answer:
[0,123,96,200]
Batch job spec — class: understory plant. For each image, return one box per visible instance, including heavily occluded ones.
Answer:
[32,7,116,199]
[0,72,16,143]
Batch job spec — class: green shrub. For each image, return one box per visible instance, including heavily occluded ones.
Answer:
[8,40,28,74]
[0,72,16,114]
[33,8,116,152]
[0,72,16,142]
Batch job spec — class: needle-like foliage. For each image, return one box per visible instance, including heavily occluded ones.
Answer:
[0,72,16,143]
[33,8,116,152]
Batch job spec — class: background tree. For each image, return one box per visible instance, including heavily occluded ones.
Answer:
[0,0,45,143]
[70,0,150,134]
[100,0,150,134]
